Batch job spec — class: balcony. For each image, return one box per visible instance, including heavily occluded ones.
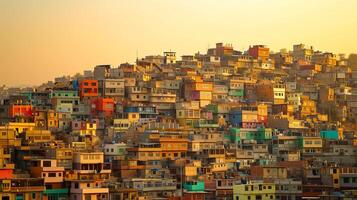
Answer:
[202,149,225,158]
[44,188,69,195]
[8,178,45,192]
[142,184,176,192]
[71,187,109,194]
[216,180,234,190]
[76,169,112,174]
[340,174,357,189]
[131,179,177,192]
[1,163,15,169]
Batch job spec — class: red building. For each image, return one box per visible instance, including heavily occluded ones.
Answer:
[248,45,270,62]
[79,79,99,99]
[8,104,32,118]
[90,97,115,117]
[0,169,13,179]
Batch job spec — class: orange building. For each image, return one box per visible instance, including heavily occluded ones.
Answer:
[8,104,32,118]
[248,45,270,62]
[301,96,317,117]
[159,136,188,160]
[79,79,99,99]
[184,78,213,108]
[90,97,115,117]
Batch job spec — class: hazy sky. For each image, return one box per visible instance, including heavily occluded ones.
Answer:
[1,0,357,86]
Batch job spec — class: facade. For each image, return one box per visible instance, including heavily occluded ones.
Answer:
[0,42,356,200]
[79,80,99,99]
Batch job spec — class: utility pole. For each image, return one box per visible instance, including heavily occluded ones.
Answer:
[181,162,183,200]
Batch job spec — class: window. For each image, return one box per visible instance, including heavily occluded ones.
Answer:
[43,161,51,167]
[343,177,349,183]
[48,172,56,177]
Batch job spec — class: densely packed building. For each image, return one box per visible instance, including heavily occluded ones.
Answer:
[0,42,357,200]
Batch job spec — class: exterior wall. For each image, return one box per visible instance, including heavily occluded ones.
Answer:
[320,130,338,140]
[73,152,104,164]
[90,98,115,117]
[233,182,275,200]
[248,45,270,62]
[8,105,32,118]
[99,79,125,98]
[160,138,188,160]
[79,80,99,98]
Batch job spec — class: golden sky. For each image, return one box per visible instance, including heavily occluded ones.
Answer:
[1,0,357,86]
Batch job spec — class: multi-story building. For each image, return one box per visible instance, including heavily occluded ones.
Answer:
[98,79,125,100]
[233,181,275,200]
[67,152,111,200]
[79,79,99,99]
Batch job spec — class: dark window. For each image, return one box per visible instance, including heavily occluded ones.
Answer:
[48,172,56,177]
[43,161,51,167]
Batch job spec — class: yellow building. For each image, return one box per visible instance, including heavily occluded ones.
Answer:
[33,109,59,130]
[0,147,14,170]
[0,178,45,200]
[257,104,268,116]
[23,129,53,144]
[0,126,21,147]
[300,96,317,117]
[176,101,200,127]
[159,136,188,160]
[127,143,162,161]
[7,122,36,135]
[311,52,337,66]
[299,137,323,155]
[233,182,275,200]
